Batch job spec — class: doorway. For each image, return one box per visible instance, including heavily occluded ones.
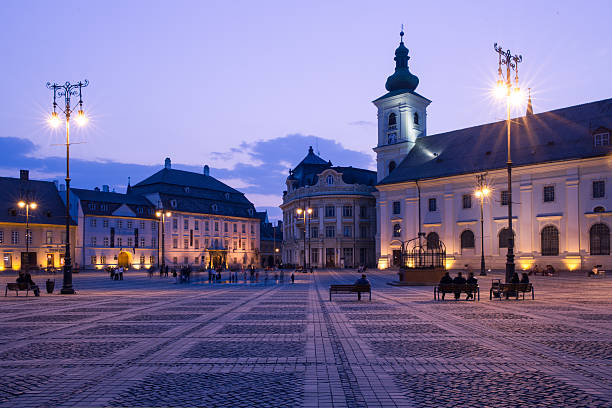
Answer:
[392,250,402,267]
[118,251,131,268]
[46,253,54,268]
[325,248,335,268]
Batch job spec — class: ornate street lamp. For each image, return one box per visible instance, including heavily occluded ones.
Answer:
[474,174,490,276]
[17,201,37,265]
[46,80,88,294]
[296,207,312,269]
[155,210,172,272]
[493,43,523,283]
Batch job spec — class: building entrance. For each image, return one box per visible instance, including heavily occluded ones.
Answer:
[325,248,335,267]
[118,251,131,268]
[392,250,402,267]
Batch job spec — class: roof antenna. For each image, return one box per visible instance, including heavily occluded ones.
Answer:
[400,24,404,42]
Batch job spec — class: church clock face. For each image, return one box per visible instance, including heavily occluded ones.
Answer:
[387,133,397,144]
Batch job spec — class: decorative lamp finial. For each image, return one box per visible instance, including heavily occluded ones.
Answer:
[400,24,404,43]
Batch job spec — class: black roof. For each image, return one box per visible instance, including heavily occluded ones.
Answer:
[379,98,612,185]
[71,188,156,218]
[131,167,257,219]
[0,177,74,225]
[289,147,377,188]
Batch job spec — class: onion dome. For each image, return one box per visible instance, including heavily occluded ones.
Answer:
[385,30,419,93]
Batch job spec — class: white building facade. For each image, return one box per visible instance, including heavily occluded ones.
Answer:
[374,33,612,272]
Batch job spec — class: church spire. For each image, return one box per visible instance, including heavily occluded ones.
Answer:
[526,88,534,116]
[385,28,419,93]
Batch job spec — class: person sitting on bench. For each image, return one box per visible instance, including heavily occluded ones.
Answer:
[17,271,40,297]
[545,265,555,276]
[506,272,520,299]
[520,272,530,284]
[465,272,478,300]
[354,274,370,301]
[439,272,453,300]
[452,272,466,300]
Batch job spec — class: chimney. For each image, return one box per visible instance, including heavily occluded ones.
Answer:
[102,185,110,192]
[19,170,29,180]
[94,187,100,192]
[203,165,210,176]
[59,184,66,191]
[164,157,171,169]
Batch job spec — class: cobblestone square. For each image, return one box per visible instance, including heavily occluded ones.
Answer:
[0,269,610,407]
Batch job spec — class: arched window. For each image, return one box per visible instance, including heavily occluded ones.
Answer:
[388,112,397,127]
[388,161,396,174]
[393,223,401,237]
[326,175,334,185]
[499,228,514,249]
[426,232,440,249]
[590,223,610,255]
[541,225,559,256]
[460,230,475,249]
[413,112,419,125]
[594,206,605,213]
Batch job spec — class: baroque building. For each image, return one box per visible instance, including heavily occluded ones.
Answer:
[281,147,377,268]
[374,33,612,272]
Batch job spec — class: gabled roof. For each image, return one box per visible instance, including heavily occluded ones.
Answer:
[379,98,612,185]
[71,188,156,218]
[0,177,74,225]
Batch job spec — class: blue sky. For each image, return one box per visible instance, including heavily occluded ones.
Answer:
[1,0,611,221]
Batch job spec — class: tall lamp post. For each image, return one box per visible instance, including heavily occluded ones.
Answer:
[155,210,172,271]
[494,43,522,283]
[474,174,490,276]
[296,207,312,269]
[17,200,37,268]
[47,80,89,294]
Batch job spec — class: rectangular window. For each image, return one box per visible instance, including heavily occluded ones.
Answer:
[543,185,555,202]
[233,223,237,233]
[360,205,367,218]
[225,223,228,233]
[194,257,199,264]
[4,254,12,268]
[195,239,199,249]
[140,221,145,229]
[360,225,368,238]
[183,256,188,264]
[343,225,352,237]
[205,238,209,247]
[233,240,237,250]
[172,238,178,249]
[215,222,219,232]
[325,226,335,238]
[242,224,246,233]
[594,132,610,146]
[501,191,509,206]
[101,255,106,264]
[90,218,97,227]
[140,238,145,248]
[46,231,53,244]
[311,248,319,265]
[104,237,109,247]
[392,201,401,214]
[26,233,32,246]
[311,226,319,238]
[342,205,353,217]
[100,204,108,212]
[91,256,97,265]
[149,256,154,265]
[103,219,109,228]
[127,221,133,229]
[151,237,156,247]
[428,198,437,212]
[312,207,319,218]
[205,221,209,231]
[462,194,472,209]
[325,205,335,217]
[117,237,123,247]
[173,219,178,230]
[593,180,605,198]
[11,231,18,244]
[91,236,97,246]
[152,222,157,231]
[194,220,199,230]
[140,255,145,265]
[184,219,189,230]
[127,237,133,247]
[118,220,123,229]
[251,224,254,234]
[184,238,189,249]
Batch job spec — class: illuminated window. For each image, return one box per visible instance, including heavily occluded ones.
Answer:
[590,223,610,255]
[91,256,97,265]
[101,255,106,264]
[541,225,559,256]
[393,224,401,237]
[11,231,18,244]
[140,255,145,265]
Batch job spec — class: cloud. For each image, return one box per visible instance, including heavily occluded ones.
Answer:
[0,134,375,222]
[348,120,376,127]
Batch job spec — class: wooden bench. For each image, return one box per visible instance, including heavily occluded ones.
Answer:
[434,284,479,301]
[5,282,31,297]
[490,283,534,300]
[329,284,371,301]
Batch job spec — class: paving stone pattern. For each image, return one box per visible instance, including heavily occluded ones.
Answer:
[0,268,610,407]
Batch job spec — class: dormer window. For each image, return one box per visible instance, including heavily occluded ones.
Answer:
[326,175,334,185]
[248,208,253,216]
[170,199,177,208]
[413,112,419,125]
[388,161,396,174]
[225,193,230,200]
[212,204,218,212]
[184,187,190,193]
[594,132,610,146]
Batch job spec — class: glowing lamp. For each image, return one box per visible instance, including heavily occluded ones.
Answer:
[155,211,162,217]
[510,87,524,106]
[482,187,490,196]
[296,208,303,215]
[75,109,87,127]
[30,202,37,209]
[494,80,507,99]
[166,211,171,217]
[49,111,61,128]
[17,201,26,208]
[307,208,313,214]
[475,191,482,198]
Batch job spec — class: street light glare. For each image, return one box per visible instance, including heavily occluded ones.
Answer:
[307,208,313,214]
[166,211,171,217]
[75,109,88,127]
[17,201,26,208]
[49,112,61,128]
[30,202,37,209]
[482,187,490,196]
[155,211,162,217]
[494,80,506,99]
[296,208,303,215]
[510,87,524,106]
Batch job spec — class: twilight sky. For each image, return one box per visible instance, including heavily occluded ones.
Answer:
[1,0,611,221]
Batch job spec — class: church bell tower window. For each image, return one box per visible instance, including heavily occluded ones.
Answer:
[413,112,419,125]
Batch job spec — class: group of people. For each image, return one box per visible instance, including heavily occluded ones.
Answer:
[106,266,125,280]
[530,264,555,276]
[439,271,479,300]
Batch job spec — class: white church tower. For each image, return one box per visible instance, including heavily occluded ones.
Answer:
[373,30,431,182]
